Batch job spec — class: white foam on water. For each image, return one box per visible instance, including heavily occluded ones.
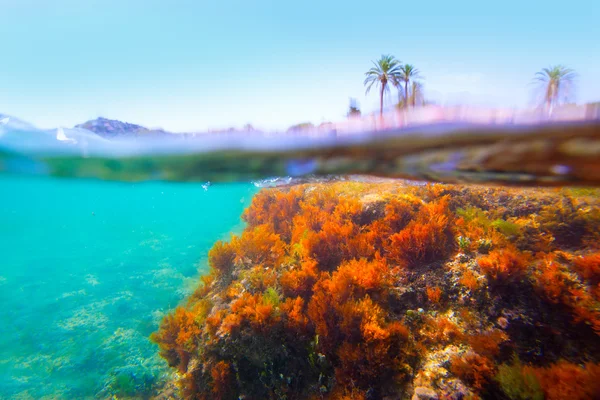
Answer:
[56,127,77,144]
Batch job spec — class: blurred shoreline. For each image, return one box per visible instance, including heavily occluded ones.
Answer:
[310,103,600,137]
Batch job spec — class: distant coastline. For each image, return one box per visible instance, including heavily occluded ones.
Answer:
[3,103,599,142]
[72,103,600,139]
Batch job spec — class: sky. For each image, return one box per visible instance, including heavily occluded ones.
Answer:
[0,0,598,132]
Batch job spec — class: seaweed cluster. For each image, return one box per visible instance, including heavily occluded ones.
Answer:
[151,182,600,399]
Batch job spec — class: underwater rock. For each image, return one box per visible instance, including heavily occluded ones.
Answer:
[411,386,438,400]
[151,182,600,399]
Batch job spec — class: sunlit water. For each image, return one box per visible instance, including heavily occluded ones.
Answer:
[0,176,256,398]
[1,115,599,399]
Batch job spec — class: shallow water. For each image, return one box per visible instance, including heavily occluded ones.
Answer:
[2,117,600,399]
[0,176,256,398]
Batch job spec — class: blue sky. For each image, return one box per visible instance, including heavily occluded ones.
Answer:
[0,0,598,132]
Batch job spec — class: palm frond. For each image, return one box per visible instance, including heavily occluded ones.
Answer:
[364,79,376,95]
[363,54,404,107]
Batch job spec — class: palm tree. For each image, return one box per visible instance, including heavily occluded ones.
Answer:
[396,81,424,108]
[398,64,421,108]
[409,81,424,107]
[534,65,576,114]
[364,55,402,116]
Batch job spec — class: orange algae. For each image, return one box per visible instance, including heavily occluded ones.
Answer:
[385,196,454,267]
[531,361,600,400]
[426,286,442,303]
[150,306,201,373]
[151,182,600,399]
[210,361,234,398]
[477,247,530,282]
[280,259,319,298]
[467,329,509,358]
[207,240,236,275]
[573,252,600,287]
[450,352,496,390]
[230,224,286,268]
[460,269,480,291]
[497,358,600,400]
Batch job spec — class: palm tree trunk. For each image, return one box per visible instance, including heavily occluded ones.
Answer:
[404,81,409,109]
[546,83,555,116]
[380,85,384,117]
[398,88,402,107]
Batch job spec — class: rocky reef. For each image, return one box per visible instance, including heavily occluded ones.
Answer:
[151,182,600,399]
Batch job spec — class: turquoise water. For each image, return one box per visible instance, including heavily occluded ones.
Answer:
[0,176,257,399]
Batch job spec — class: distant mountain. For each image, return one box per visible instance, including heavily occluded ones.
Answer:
[74,117,171,137]
[0,113,38,131]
